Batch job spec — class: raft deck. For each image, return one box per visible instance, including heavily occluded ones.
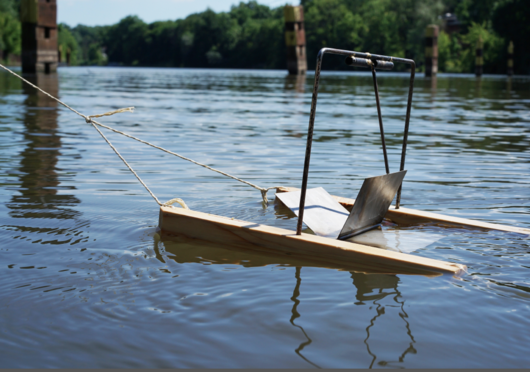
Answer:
[158,188,529,276]
[276,187,530,235]
[158,207,465,277]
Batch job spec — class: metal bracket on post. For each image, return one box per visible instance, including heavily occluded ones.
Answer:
[296,48,415,235]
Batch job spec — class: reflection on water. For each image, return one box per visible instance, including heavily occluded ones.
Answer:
[6,73,87,245]
[158,232,419,369]
[351,273,416,368]
[289,267,321,368]
[284,74,306,94]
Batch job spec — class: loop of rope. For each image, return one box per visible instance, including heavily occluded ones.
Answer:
[163,198,190,209]
[88,107,135,121]
[0,63,283,206]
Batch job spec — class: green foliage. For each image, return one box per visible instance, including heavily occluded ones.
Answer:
[0,0,21,61]
[460,22,504,73]
[304,0,446,70]
[0,0,20,16]
[438,22,504,73]
[304,0,364,66]
[70,24,109,65]
[58,24,79,65]
[454,0,498,31]
[86,43,106,65]
[0,10,20,57]
[1,0,528,74]
[492,0,530,74]
[103,15,148,65]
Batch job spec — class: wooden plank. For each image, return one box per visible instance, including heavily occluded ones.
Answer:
[276,187,530,235]
[159,206,466,276]
[158,232,428,272]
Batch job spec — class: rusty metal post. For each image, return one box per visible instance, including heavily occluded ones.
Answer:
[507,41,514,76]
[21,0,58,73]
[475,37,483,77]
[424,25,438,77]
[284,5,307,75]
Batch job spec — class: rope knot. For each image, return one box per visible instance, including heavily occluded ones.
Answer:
[163,198,190,209]
[260,189,268,204]
[85,107,135,124]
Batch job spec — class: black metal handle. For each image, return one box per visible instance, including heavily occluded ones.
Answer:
[345,56,394,70]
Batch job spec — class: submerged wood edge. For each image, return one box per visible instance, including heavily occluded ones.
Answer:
[276,187,530,236]
[159,206,466,276]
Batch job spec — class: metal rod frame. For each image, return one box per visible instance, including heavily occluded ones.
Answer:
[296,48,416,235]
[370,64,390,175]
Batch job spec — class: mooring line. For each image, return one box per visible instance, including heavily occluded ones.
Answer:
[0,63,282,206]
[91,120,282,204]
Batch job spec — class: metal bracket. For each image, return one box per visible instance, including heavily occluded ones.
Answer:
[296,48,416,235]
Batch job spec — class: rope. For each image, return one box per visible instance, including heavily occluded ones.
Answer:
[90,120,163,206]
[164,198,190,210]
[0,63,282,206]
[88,106,135,120]
[90,120,282,204]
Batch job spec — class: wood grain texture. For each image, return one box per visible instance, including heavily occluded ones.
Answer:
[159,206,466,276]
[276,187,530,235]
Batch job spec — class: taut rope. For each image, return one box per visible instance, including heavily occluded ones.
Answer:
[0,63,282,206]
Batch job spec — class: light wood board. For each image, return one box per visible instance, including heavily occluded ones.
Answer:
[276,187,530,235]
[159,206,466,276]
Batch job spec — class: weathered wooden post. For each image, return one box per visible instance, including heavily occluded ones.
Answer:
[475,36,483,77]
[284,5,307,75]
[424,25,438,77]
[507,41,514,76]
[21,0,58,73]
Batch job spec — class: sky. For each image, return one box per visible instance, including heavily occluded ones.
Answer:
[58,0,300,27]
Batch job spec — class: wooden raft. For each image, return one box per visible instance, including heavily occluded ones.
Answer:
[158,206,466,276]
[276,187,530,235]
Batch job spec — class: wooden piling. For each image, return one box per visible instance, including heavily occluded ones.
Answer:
[21,0,58,73]
[507,41,514,76]
[424,25,438,77]
[284,5,307,75]
[475,37,483,77]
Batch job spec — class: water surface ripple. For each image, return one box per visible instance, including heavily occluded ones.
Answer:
[0,67,529,368]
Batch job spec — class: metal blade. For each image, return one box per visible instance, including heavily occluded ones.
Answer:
[339,170,407,239]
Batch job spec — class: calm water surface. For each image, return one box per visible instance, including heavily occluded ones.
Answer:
[0,67,529,368]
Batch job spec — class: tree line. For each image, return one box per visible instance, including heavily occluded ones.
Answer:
[0,0,528,74]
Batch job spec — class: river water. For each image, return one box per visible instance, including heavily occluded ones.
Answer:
[0,66,529,368]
